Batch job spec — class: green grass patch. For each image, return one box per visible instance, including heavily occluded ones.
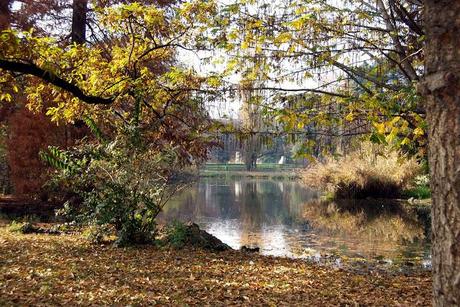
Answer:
[199,170,299,180]
[203,163,300,172]
[402,185,431,200]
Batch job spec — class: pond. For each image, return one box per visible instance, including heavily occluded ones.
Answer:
[160,177,432,269]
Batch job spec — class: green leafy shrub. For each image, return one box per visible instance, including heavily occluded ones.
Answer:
[43,132,189,246]
[302,142,422,199]
[164,220,188,248]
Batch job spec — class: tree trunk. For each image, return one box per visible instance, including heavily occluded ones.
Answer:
[244,136,258,171]
[71,0,88,44]
[423,1,460,305]
[0,0,11,30]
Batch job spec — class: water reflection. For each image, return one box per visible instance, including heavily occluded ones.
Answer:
[159,177,431,264]
[302,199,431,261]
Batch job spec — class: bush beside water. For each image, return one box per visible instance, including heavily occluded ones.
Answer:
[302,142,426,199]
[42,132,189,247]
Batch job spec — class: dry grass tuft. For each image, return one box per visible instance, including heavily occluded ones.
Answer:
[302,142,422,198]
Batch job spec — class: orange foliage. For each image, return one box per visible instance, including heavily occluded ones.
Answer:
[3,103,86,196]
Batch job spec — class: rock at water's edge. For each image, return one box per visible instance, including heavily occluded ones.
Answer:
[183,223,231,251]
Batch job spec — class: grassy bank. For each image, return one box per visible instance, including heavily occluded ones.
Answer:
[0,227,431,306]
[203,163,301,172]
[200,163,301,180]
[199,170,300,180]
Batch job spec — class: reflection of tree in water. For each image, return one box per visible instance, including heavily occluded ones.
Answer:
[240,180,306,227]
[161,178,430,261]
[300,199,432,260]
[303,199,429,244]
[281,182,320,225]
[163,178,320,228]
[212,182,236,219]
[241,181,263,231]
[257,181,284,224]
[238,180,292,249]
[159,185,198,222]
[162,178,245,222]
[238,180,319,248]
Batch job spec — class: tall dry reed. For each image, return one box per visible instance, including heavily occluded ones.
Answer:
[302,142,421,198]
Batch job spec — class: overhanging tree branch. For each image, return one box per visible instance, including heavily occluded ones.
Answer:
[254,86,352,99]
[0,59,114,105]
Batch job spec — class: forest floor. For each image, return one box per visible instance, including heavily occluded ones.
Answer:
[0,226,432,306]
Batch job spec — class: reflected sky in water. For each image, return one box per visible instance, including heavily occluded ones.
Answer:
[159,177,431,263]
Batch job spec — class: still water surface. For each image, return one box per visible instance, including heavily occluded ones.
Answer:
[160,177,431,267]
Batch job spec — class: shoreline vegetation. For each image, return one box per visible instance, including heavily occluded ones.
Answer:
[301,143,431,201]
[199,163,302,180]
[0,225,431,306]
[199,169,300,180]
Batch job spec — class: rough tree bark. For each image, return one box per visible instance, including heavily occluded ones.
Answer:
[423,1,460,305]
[71,0,88,44]
[0,0,11,30]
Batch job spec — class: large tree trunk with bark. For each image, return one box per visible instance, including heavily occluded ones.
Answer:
[71,0,88,44]
[423,1,460,305]
[0,0,11,30]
